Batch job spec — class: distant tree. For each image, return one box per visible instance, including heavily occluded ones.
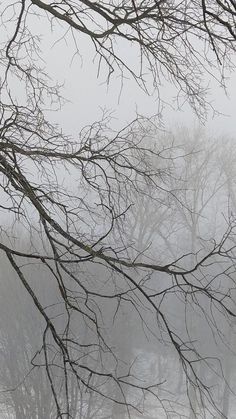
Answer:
[0,1,236,418]
[118,128,236,418]
[0,251,83,418]
[0,254,56,418]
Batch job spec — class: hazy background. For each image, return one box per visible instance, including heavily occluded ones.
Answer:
[39,22,236,138]
[1,6,236,419]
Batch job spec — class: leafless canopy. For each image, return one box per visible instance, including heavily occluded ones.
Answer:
[0,1,236,418]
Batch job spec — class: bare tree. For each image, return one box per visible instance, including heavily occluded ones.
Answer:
[0,250,82,419]
[1,1,236,418]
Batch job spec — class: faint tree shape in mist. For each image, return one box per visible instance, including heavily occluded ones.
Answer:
[0,1,236,418]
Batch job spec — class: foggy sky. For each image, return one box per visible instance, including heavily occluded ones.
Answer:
[42,26,236,138]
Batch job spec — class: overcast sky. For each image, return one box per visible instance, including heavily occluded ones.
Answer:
[41,20,236,140]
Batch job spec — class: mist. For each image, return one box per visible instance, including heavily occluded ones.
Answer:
[0,1,236,419]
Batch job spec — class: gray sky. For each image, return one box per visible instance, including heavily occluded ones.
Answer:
[43,31,236,139]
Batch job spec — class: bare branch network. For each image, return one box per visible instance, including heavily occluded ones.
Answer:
[0,1,236,418]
